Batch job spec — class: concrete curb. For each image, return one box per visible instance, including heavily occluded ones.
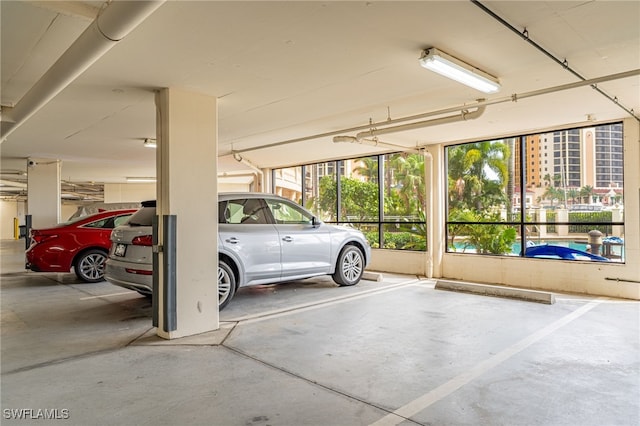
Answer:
[363,271,383,282]
[435,279,555,304]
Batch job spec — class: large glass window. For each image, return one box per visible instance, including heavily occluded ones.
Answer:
[273,166,303,203]
[273,153,426,251]
[446,122,625,262]
[382,153,426,250]
[341,157,379,222]
[446,139,519,254]
[305,162,337,221]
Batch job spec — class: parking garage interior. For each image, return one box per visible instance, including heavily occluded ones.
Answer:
[1,1,639,425]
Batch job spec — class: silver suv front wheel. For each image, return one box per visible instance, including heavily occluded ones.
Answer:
[332,245,364,286]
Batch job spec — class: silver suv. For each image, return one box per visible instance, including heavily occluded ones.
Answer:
[106,193,371,310]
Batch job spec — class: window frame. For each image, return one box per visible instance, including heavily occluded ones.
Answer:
[272,152,427,251]
[444,122,625,262]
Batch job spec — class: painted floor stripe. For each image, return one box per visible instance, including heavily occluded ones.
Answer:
[233,279,426,324]
[370,298,605,426]
[80,291,136,300]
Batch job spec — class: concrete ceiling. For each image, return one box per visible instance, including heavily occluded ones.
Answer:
[1,1,639,198]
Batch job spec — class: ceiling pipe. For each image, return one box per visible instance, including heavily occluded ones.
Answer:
[333,136,422,153]
[0,0,166,142]
[218,170,259,177]
[354,106,485,141]
[232,68,639,155]
[332,106,485,150]
[0,180,28,189]
[232,153,264,192]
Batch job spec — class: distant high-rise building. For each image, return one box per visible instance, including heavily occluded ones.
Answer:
[505,123,623,208]
[593,123,624,188]
[521,134,553,188]
[553,129,582,188]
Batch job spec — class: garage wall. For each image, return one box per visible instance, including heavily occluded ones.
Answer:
[104,183,155,202]
[370,249,426,276]
[0,201,92,239]
[440,117,640,300]
[0,201,20,239]
[219,182,251,192]
[61,204,78,221]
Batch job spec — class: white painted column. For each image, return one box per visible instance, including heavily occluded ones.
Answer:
[611,206,623,237]
[537,208,547,238]
[426,145,445,278]
[556,208,569,236]
[155,88,218,339]
[27,158,61,228]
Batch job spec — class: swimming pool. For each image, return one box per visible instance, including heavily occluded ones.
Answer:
[453,239,624,259]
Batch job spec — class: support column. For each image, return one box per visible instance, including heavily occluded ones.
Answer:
[425,145,444,278]
[155,88,218,339]
[537,208,547,238]
[557,207,569,237]
[27,158,61,228]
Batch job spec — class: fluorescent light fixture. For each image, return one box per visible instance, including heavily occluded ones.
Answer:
[126,177,156,183]
[143,138,157,148]
[419,48,501,94]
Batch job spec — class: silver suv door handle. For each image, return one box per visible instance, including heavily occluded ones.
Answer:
[282,236,293,243]
[226,237,239,244]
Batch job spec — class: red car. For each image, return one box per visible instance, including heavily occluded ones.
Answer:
[26,209,137,282]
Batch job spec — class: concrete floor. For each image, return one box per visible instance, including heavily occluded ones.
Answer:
[1,239,639,425]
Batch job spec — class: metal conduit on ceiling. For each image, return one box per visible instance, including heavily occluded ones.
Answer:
[232,69,640,157]
[0,0,166,142]
[471,0,639,122]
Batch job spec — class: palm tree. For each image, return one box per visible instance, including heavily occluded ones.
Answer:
[542,186,562,207]
[580,185,595,204]
[567,188,579,206]
[352,157,378,183]
[393,153,425,214]
[447,140,510,213]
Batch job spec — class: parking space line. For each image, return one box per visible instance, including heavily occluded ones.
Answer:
[231,279,428,324]
[554,296,638,304]
[369,298,606,426]
[80,291,137,300]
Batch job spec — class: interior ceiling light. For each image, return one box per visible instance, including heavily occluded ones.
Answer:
[143,138,157,148]
[126,177,156,183]
[419,48,501,94]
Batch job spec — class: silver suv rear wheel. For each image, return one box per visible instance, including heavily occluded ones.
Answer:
[218,260,236,310]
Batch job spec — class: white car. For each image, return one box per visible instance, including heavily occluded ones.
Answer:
[106,193,371,310]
